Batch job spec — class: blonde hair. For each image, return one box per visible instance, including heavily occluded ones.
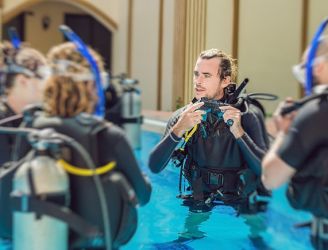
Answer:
[45,42,105,117]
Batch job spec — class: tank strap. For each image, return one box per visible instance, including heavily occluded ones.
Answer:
[57,159,116,176]
[11,194,102,238]
[12,162,101,238]
[312,217,328,241]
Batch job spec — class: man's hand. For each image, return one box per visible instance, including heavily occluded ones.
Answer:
[220,105,244,138]
[273,97,297,133]
[172,102,205,137]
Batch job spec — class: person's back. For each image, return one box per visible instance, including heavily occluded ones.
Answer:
[262,32,328,250]
[29,112,151,248]
[284,92,328,217]
[8,42,151,249]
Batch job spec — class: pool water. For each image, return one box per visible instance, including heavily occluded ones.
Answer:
[0,131,314,250]
[123,131,313,250]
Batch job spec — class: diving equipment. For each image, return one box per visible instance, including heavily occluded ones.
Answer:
[280,90,328,116]
[121,77,142,149]
[12,146,69,250]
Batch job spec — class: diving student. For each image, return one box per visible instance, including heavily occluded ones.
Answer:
[262,31,328,249]
[14,42,152,249]
[149,49,269,208]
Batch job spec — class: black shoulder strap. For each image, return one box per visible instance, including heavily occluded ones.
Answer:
[89,119,107,165]
[281,90,328,115]
[11,164,102,238]
[11,195,102,238]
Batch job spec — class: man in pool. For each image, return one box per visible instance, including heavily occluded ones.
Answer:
[149,49,269,211]
[262,35,328,249]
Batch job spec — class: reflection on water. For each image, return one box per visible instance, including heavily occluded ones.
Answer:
[178,211,211,241]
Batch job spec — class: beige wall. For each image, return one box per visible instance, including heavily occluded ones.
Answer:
[161,0,174,111]
[24,2,83,54]
[237,0,302,114]
[206,0,233,54]
[130,0,160,110]
[308,0,328,44]
[112,0,129,75]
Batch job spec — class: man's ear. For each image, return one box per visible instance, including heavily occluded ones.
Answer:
[221,76,231,88]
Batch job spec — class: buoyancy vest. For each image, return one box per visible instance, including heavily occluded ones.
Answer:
[182,115,259,202]
[32,114,138,247]
[0,113,138,248]
[287,147,328,218]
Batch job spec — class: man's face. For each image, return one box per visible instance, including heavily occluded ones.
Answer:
[193,57,229,100]
[292,50,328,87]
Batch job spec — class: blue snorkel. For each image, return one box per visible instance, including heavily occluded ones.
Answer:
[305,18,328,96]
[8,27,21,49]
[59,25,105,118]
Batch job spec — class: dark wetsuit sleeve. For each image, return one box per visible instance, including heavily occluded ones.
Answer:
[109,129,152,206]
[236,105,269,176]
[0,134,11,165]
[277,100,327,170]
[148,108,184,173]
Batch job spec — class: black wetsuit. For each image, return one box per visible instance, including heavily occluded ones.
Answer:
[14,113,152,249]
[277,87,328,250]
[149,100,268,202]
[0,101,22,166]
[277,95,328,172]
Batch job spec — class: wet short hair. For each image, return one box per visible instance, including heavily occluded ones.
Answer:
[0,42,47,93]
[44,42,105,117]
[199,49,237,81]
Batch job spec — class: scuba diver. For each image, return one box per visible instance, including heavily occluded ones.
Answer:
[0,41,49,166]
[262,18,328,250]
[0,34,151,249]
[149,48,271,213]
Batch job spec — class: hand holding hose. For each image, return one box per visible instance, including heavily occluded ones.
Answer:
[220,105,244,138]
[172,102,205,137]
[274,97,297,133]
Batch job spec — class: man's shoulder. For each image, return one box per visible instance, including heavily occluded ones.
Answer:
[298,96,328,119]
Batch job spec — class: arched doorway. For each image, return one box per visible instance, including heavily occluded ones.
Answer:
[2,0,117,71]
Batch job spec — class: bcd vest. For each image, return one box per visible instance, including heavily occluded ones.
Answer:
[182,117,259,203]
[287,147,328,218]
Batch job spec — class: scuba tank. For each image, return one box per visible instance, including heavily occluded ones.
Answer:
[104,73,143,149]
[11,129,69,250]
[120,77,142,149]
